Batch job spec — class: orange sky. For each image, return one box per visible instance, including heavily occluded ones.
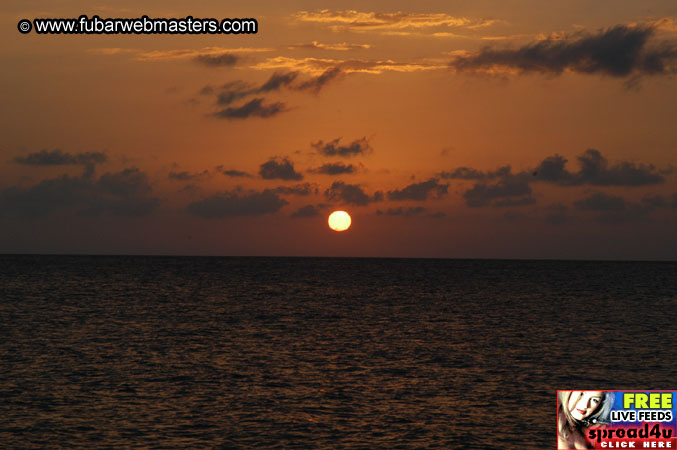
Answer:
[1,1,676,259]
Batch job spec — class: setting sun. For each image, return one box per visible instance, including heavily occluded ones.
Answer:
[328,211,351,232]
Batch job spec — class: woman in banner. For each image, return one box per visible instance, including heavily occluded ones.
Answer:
[558,390,615,449]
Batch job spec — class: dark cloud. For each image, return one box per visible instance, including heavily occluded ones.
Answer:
[574,193,655,224]
[169,170,209,181]
[179,184,199,194]
[543,203,571,225]
[595,208,652,224]
[504,210,527,221]
[443,149,667,208]
[0,168,159,219]
[213,98,288,120]
[376,206,426,216]
[494,196,537,207]
[450,24,677,78]
[13,149,107,167]
[294,67,343,93]
[220,169,253,178]
[463,176,533,207]
[574,192,666,224]
[325,181,382,206]
[271,183,316,196]
[376,207,447,218]
[641,194,669,208]
[259,158,304,181]
[574,149,664,186]
[531,155,568,182]
[0,176,88,219]
[545,214,568,225]
[186,189,287,219]
[311,162,358,175]
[92,169,159,216]
[574,192,628,211]
[387,178,449,201]
[194,53,239,67]
[216,90,249,106]
[312,137,371,158]
[532,149,665,186]
[439,165,511,180]
[439,167,486,180]
[291,205,320,218]
[96,169,151,198]
[14,149,107,178]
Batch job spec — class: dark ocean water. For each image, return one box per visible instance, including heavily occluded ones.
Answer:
[1,256,675,449]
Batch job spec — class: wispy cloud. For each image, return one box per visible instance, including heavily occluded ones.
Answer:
[252,56,444,75]
[193,53,239,67]
[293,10,495,35]
[212,69,341,105]
[135,47,272,62]
[90,46,272,62]
[287,41,371,51]
[203,68,342,119]
[635,17,677,33]
[88,47,137,55]
[259,72,299,92]
[294,67,343,92]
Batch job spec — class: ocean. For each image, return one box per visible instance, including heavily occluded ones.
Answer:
[1,256,675,449]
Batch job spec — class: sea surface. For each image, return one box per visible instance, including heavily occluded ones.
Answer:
[1,256,676,449]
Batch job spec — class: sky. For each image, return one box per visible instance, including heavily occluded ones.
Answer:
[1,0,676,259]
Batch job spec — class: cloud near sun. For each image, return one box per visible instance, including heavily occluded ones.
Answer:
[4,147,675,226]
[4,2,677,259]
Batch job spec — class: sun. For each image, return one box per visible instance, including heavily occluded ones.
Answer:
[328,210,351,232]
